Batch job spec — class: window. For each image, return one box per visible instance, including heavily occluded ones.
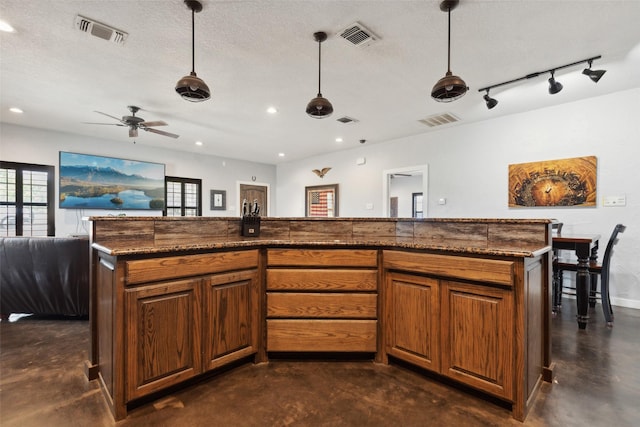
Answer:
[412,192,423,218]
[165,176,202,217]
[0,161,55,236]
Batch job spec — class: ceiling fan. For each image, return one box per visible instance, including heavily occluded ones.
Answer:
[86,105,179,139]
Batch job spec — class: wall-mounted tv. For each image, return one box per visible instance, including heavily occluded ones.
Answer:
[59,151,165,210]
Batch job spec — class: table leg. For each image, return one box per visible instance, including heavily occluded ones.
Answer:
[589,244,599,308]
[575,249,591,329]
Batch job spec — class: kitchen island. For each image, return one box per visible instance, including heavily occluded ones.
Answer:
[85,217,553,421]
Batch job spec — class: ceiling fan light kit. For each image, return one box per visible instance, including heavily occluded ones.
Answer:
[176,0,211,102]
[431,0,468,103]
[477,55,605,109]
[306,31,334,118]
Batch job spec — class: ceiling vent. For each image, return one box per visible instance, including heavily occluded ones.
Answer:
[75,15,128,45]
[418,113,460,128]
[338,22,377,47]
[336,116,359,124]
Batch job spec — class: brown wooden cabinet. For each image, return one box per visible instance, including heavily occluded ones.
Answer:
[266,248,378,353]
[203,269,260,371]
[126,278,203,400]
[383,250,544,421]
[440,280,513,399]
[95,249,260,419]
[385,271,439,372]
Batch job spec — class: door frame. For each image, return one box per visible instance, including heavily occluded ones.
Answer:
[381,165,428,218]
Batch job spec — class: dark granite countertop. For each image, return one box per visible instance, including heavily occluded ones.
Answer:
[92,238,551,258]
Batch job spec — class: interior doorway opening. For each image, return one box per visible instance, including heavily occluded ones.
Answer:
[381,165,428,218]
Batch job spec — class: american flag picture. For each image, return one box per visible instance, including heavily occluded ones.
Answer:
[308,189,335,217]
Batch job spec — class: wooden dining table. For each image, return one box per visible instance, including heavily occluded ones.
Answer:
[552,233,601,329]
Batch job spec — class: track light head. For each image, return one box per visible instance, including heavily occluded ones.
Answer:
[582,61,606,83]
[548,71,563,94]
[483,91,498,109]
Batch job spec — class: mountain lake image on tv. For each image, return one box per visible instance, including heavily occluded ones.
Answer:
[59,152,165,210]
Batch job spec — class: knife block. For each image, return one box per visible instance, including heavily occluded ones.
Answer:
[241,216,260,237]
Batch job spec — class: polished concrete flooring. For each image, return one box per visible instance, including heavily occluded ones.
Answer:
[1,299,639,427]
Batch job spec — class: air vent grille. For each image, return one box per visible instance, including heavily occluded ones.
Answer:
[418,113,460,128]
[336,116,359,124]
[339,22,377,47]
[75,15,128,45]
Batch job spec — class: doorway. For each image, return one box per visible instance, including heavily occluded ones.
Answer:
[238,183,269,217]
[382,165,428,218]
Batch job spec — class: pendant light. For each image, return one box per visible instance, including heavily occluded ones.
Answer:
[431,0,468,102]
[175,0,210,102]
[306,31,333,118]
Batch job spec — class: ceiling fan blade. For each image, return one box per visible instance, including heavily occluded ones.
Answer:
[94,111,124,122]
[83,122,126,126]
[140,120,168,127]
[129,127,138,138]
[144,128,179,139]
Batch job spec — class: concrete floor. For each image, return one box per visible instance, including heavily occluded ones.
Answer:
[1,299,639,427]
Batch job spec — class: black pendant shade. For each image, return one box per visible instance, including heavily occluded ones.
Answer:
[431,0,468,102]
[306,31,333,118]
[176,0,211,102]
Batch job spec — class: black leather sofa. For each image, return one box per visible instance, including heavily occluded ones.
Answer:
[0,236,89,318]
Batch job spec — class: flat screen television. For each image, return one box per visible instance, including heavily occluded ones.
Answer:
[59,151,165,210]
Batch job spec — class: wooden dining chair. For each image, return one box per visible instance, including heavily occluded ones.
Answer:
[555,224,626,325]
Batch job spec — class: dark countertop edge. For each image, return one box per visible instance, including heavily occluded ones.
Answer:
[92,240,551,259]
[86,216,552,224]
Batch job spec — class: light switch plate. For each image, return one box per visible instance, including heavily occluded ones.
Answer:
[603,195,626,207]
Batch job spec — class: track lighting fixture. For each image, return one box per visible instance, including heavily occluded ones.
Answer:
[306,31,333,118]
[431,0,468,102]
[477,55,604,110]
[483,90,498,109]
[582,60,607,83]
[547,70,563,94]
[175,0,211,102]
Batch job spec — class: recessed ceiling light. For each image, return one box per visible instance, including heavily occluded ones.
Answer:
[278,153,285,157]
[0,20,15,33]
[195,141,203,146]
[267,107,278,114]
[9,107,23,113]
[335,137,343,143]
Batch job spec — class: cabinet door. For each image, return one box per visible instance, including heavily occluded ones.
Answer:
[126,278,202,400]
[203,269,259,371]
[386,272,439,372]
[441,280,513,400]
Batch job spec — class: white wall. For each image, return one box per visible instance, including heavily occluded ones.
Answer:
[275,88,640,309]
[0,124,277,237]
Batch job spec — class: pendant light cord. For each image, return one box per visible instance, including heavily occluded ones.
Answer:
[191,8,196,74]
[447,6,451,73]
[317,39,322,96]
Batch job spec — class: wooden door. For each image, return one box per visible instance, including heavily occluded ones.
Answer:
[440,280,513,399]
[239,184,268,216]
[203,269,259,371]
[386,272,439,372]
[389,197,398,217]
[126,278,202,400]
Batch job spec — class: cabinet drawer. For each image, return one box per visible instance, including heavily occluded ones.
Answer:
[267,319,377,352]
[126,250,259,284]
[267,293,377,318]
[267,249,377,267]
[267,269,377,291]
[383,250,514,287]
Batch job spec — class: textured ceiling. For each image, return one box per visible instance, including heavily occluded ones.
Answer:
[1,0,640,164]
